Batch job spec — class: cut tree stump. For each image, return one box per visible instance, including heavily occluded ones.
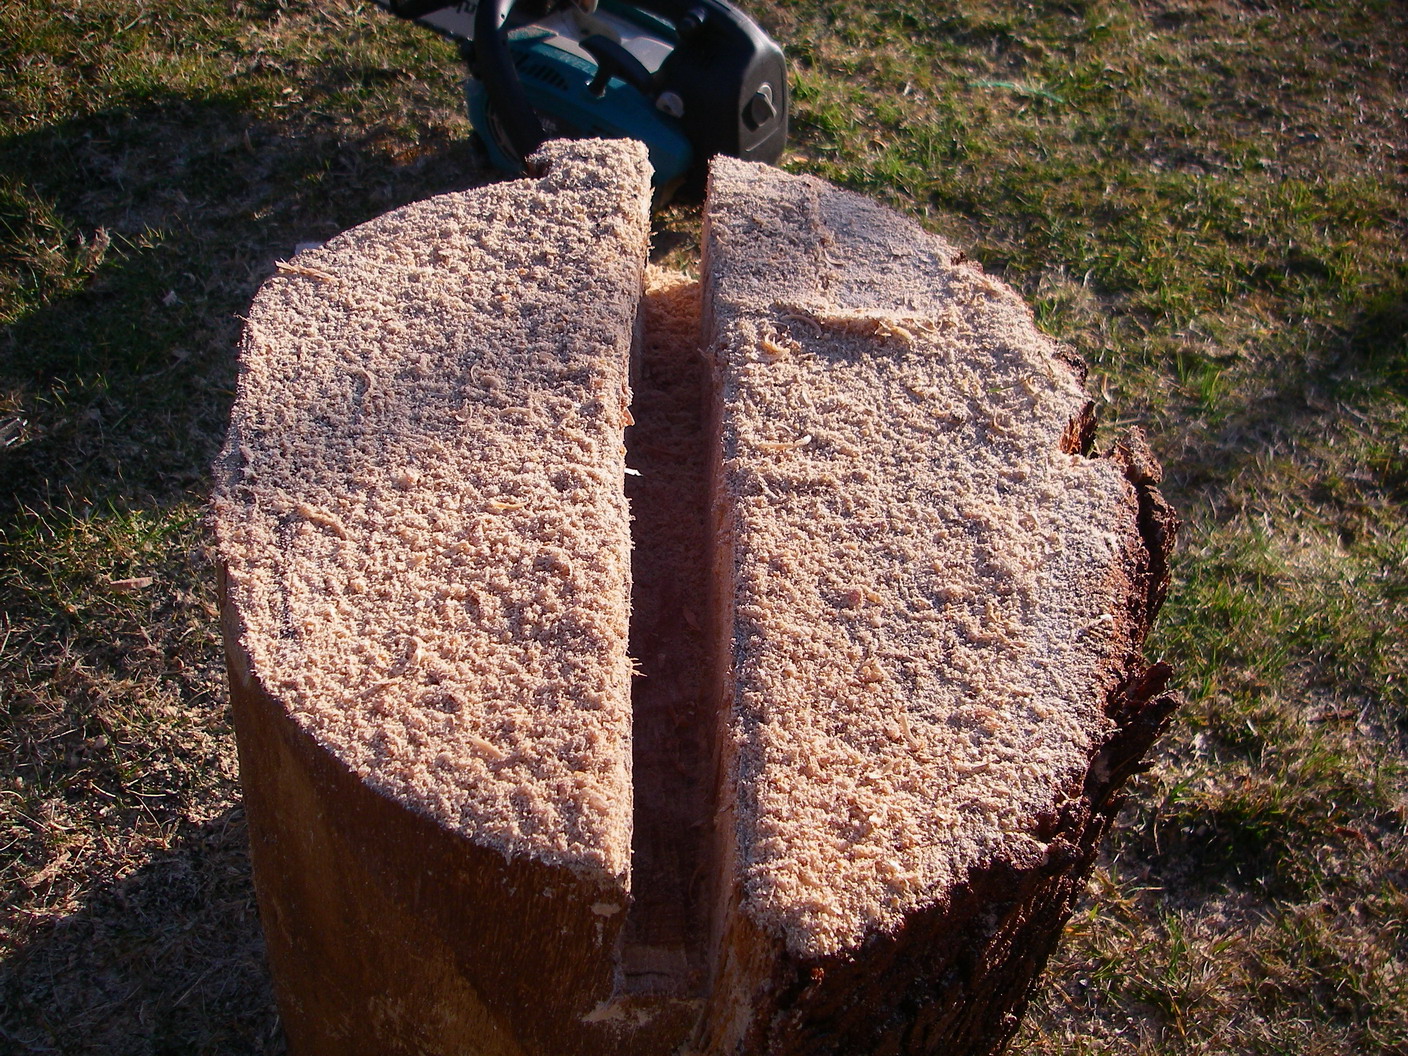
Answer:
[213,139,1176,1056]
[692,158,1177,1056]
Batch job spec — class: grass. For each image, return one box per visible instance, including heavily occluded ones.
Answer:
[1,0,1405,1052]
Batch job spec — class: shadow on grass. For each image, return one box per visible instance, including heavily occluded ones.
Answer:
[0,807,282,1056]
[1158,278,1408,518]
[0,91,496,524]
[0,91,496,1055]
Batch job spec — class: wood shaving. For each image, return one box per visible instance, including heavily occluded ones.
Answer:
[275,260,337,283]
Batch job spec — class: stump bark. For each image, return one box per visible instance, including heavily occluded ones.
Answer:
[214,140,1177,1056]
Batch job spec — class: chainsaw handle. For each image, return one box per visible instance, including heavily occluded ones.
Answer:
[626,0,741,38]
[580,35,655,97]
[474,0,548,165]
[641,0,788,174]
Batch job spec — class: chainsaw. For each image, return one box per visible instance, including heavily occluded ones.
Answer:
[373,0,788,199]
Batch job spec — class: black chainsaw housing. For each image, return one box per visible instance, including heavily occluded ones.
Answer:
[388,0,787,196]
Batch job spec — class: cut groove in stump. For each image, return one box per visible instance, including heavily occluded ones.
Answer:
[213,140,1177,1056]
[621,269,716,1002]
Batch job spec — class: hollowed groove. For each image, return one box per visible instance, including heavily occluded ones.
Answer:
[621,274,715,998]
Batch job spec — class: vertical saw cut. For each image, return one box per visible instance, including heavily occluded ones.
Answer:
[213,141,1176,1056]
[693,157,1177,1056]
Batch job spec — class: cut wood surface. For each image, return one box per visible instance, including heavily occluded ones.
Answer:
[695,158,1177,1055]
[213,138,682,1056]
[213,139,1176,1056]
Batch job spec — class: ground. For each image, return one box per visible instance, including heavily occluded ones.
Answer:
[1,1,1404,1053]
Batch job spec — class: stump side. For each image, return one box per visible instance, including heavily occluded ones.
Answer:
[222,580,622,1056]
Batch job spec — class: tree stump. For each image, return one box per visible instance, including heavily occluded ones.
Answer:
[691,158,1177,1055]
[213,139,1176,1056]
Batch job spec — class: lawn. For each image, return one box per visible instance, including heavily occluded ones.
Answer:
[1,1,1404,1053]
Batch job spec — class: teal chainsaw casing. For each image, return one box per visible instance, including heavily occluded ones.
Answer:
[464,18,694,190]
[375,0,787,200]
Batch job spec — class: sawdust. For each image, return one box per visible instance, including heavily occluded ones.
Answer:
[702,157,1146,958]
[212,139,653,882]
[214,142,1153,965]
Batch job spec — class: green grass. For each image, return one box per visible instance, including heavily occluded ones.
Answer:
[2,0,1406,1053]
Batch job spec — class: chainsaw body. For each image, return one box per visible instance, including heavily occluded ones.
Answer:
[374,0,787,197]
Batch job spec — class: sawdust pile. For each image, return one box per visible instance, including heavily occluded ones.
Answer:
[702,158,1146,957]
[213,139,653,882]
[214,141,1156,970]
